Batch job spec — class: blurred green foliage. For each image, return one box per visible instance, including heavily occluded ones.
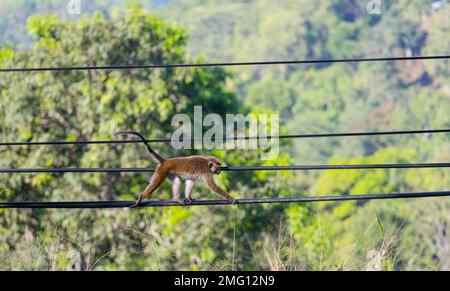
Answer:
[0,1,449,270]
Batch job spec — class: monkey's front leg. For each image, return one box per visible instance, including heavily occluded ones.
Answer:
[205,175,236,204]
[183,180,196,205]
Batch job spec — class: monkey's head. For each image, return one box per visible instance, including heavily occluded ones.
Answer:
[207,157,222,175]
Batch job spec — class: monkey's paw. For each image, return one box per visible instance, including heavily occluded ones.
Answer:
[228,198,237,205]
[130,202,141,208]
[174,199,186,206]
[183,198,196,205]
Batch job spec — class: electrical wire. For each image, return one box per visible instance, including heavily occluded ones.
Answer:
[1,191,448,208]
[0,163,448,173]
[1,55,449,73]
[0,128,448,146]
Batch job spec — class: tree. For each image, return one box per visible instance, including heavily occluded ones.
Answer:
[0,7,293,270]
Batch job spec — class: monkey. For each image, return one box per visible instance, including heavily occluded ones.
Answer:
[115,131,236,208]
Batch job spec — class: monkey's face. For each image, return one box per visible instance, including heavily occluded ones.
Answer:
[208,160,222,175]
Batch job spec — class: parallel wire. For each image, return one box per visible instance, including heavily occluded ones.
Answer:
[0,163,448,173]
[1,191,449,208]
[0,128,448,146]
[1,55,449,208]
[1,55,449,73]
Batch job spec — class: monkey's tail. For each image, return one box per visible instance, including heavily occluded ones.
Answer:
[114,130,165,164]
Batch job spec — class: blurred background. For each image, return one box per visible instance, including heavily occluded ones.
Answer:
[0,0,449,270]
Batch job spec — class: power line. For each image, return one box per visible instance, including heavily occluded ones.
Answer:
[1,55,449,73]
[1,191,448,209]
[0,128,448,146]
[0,163,448,173]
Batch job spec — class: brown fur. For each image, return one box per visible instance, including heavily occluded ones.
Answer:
[115,131,235,208]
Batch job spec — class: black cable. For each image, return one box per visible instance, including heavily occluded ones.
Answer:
[0,163,448,173]
[1,55,449,73]
[0,191,448,208]
[0,128,448,146]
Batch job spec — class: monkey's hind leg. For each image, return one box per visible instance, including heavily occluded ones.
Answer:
[131,168,168,208]
[170,176,185,205]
